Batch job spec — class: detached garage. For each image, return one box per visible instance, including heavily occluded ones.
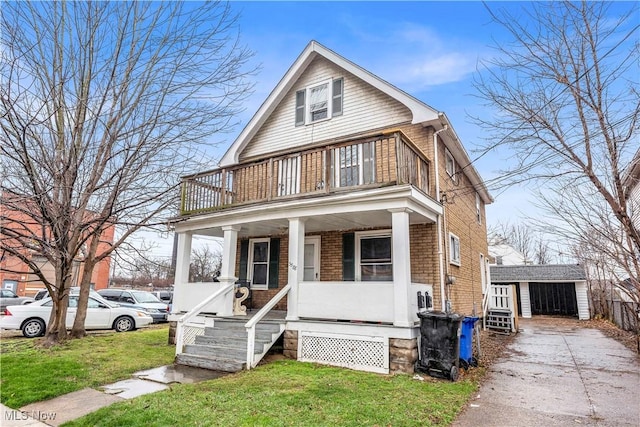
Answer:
[490,264,590,320]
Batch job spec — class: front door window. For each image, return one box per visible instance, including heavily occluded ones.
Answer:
[303,236,321,281]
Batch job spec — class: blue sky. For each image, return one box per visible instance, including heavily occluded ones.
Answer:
[217,1,526,226]
[142,1,636,257]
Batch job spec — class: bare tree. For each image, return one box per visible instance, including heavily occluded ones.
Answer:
[189,245,222,283]
[474,2,639,298]
[488,221,551,264]
[1,1,254,343]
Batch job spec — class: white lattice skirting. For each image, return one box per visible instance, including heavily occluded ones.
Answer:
[183,324,205,346]
[298,331,389,374]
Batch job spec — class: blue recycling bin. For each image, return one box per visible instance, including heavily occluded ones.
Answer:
[459,316,479,369]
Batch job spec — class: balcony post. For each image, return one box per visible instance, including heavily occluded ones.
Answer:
[286,217,306,321]
[218,225,241,316]
[389,208,413,327]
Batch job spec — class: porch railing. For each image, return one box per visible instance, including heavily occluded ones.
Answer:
[174,283,235,355]
[244,284,290,369]
[181,132,430,215]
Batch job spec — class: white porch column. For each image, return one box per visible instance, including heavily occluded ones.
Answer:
[217,225,241,316]
[390,208,413,327]
[286,217,306,321]
[174,232,192,287]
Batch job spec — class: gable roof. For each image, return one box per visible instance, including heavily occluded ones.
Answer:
[219,40,493,204]
[490,264,587,282]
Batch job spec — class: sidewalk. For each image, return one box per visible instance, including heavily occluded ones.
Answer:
[452,318,640,426]
[1,364,224,426]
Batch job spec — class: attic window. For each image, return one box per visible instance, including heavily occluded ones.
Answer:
[295,78,343,126]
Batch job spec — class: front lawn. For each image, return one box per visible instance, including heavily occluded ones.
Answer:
[2,326,479,426]
[0,326,175,408]
[66,360,476,427]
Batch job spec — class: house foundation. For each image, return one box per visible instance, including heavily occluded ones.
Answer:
[389,338,418,373]
[283,329,298,359]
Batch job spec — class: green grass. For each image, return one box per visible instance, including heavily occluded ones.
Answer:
[0,326,175,408]
[2,328,478,426]
[65,360,476,427]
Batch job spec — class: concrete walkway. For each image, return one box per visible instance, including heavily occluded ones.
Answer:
[452,318,640,427]
[1,364,225,426]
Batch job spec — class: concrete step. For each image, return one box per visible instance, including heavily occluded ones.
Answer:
[176,353,244,373]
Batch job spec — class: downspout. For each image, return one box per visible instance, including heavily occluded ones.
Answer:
[433,122,448,312]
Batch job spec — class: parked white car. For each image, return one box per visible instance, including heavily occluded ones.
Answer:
[0,293,153,338]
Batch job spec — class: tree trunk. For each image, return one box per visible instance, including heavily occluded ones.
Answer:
[71,234,101,338]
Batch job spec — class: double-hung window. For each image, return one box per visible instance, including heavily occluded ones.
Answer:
[445,149,456,179]
[476,192,482,224]
[356,231,392,281]
[249,239,270,289]
[295,78,343,126]
[449,233,461,266]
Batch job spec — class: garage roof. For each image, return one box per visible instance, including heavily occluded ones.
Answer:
[490,264,587,282]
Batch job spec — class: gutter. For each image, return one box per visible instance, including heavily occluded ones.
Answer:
[433,121,448,312]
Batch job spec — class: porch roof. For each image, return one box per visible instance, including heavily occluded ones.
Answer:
[173,184,441,238]
[490,264,587,282]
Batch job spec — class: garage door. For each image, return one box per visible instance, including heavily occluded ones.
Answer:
[529,282,578,316]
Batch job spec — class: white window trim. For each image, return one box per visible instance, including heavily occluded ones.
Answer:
[248,238,270,290]
[449,232,461,266]
[297,78,343,126]
[476,192,482,224]
[307,79,332,124]
[445,149,456,178]
[355,230,392,281]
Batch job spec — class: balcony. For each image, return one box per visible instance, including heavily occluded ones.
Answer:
[180,131,430,216]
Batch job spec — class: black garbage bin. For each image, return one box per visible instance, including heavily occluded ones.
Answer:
[415,311,462,381]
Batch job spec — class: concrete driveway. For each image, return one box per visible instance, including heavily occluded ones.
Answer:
[452,317,640,427]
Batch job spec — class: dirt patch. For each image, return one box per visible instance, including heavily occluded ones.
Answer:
[582,317,640,355]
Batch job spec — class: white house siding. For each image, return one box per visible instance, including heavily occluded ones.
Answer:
[240,57,413,161]
[575,281,590,320]
[519,282,532,318]
[629,178,640,230]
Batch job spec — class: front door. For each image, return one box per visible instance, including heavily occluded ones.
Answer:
[303,236,321,281]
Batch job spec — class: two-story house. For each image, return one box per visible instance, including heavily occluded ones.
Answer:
[169,41,492,375]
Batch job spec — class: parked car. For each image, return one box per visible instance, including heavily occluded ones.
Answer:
[97,289,169,323]
[0,289,34,314]
[151,290,173,303]
[0,293,153,338]
[33,287,98,301]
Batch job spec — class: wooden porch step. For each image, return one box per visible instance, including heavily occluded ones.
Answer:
[176,353,244,372]
[195,334,271,347]
[176,316,285,372]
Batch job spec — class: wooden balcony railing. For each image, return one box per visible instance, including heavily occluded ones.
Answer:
[180,132,430,215]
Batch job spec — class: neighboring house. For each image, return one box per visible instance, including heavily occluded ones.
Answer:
[490,264,589,320]
[0,195,113,297]
[623,148,640,231]
[488,243,528,266]
[170,41,493,374]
